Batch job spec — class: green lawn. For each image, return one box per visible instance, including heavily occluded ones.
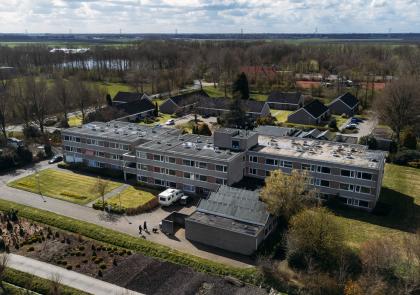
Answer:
[332,115,348,128]
[108,186,157,209]
[250,92,268,101]
[271,110,293,123]
[8,169,121,205]
[332,164,420,249]
[68,115,82,127]
[203,86,230,98]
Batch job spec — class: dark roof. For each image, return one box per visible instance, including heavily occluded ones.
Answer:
[335,92,359,108]
[267,91,302,104]
[113,91,144,103]
[302,99,329,118]
[196,97,267,114]
[197,186,269,226]
[254,125,295,137]
[114,98,155,115]
[170,90,209,107]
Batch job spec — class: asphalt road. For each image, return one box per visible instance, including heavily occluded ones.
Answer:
[4,253,143,295]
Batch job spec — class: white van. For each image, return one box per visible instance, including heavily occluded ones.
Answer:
[158,189,183,206]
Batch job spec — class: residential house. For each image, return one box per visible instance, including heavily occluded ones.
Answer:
[114,98,156,122]
[287,99,330,125]
[267,91,304,110]
[328,92,359,116]
[113,91,149,105]
[185,186,277,255]
[159,90,209,114]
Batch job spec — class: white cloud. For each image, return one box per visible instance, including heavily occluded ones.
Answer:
[0,0,419,33]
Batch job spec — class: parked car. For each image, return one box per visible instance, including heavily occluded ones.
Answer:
[350,117,363,124]
[158,189,183,206]
[165,119,175,126]
[7,137,24,148]
[345,123,358,130]
[48,155,63,164]
[180,195,191,205]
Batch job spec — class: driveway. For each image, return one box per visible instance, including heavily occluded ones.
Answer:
[0,163,253,268]
[174,114,218,129]
[338,115,378,140]
[4,253,143,295]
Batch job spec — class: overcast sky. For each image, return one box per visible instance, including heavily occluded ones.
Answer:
[0,0,419,34]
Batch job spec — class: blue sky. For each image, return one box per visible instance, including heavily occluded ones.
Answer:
[0,0,419,34]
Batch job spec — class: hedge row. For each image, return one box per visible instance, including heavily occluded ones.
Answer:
[0,199,262,286]
[57,163,124,180]
[3,268,88,295]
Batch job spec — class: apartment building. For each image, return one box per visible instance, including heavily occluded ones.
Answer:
[62,123,386,210]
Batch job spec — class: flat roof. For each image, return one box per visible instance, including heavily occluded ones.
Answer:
[187,211,262,237]
[137,133,241,161]
[215,128,257,139]
[252,135,386,170]
[64,121,179,143]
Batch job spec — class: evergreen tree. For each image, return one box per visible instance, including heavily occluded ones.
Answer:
[106,94,112,106]
[232,72,250,100]
[222,96,248,128]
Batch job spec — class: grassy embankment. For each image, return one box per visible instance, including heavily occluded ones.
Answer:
[8,169,121,205]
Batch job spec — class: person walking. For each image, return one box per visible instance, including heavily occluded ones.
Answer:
[143,221,148,232]
[138,224,142,235]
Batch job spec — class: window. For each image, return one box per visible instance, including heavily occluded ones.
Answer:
[154,167,164,174]
[111,154,123,160]
[265,170,271,177]
[138,164,148,171]
[282,161,293,168]
[249,156,258,163]
[95,151,105,158]
[318,166,331,174]
[341,169,355,178]
[166,169,176,176]
[98,141,105,147]
[357,172,373,180]
[154,179,164,186]
[184,172,192,179]
[195,174,207,182]
[153,154,164,162]
[232,140,240,149]
[265,158,278,166]
[122,145,129,151]
[320,180,330,187]
[75,137,81,143]
[86,138,97,145]
[183,159,195,167]
[167,157,176,164]
[216,178,227,185]
[64,136,70,141]
[215,165,227,172]
[138,175,148,182]
[355,186,370,194]
[109,142,116,149]
[196,162,207,169]
[137,151,146,159]
[249,168,257,175]
[339,183,354,192]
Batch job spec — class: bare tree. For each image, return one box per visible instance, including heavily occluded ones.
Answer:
[91,177,110,208]
[376,77,420,142]
[24,76,51,134]
[52,76,72,122]
[49,273,62,295]
[261,169,318,221]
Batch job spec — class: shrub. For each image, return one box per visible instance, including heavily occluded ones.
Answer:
[401,127,417,150]
[23,125,41,139]
[392,149,420,166]
[328,118,337,130]
[99,263,107,270]
[256,116,276,126]
[98,270,103,277]
[16,147,33,164]
[359,135,377,150]
[82,259,88,264]
[66,265,72,270]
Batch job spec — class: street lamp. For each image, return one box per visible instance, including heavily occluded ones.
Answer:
[35,173,46,203]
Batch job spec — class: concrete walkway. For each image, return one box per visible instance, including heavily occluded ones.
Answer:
[4,254,143,295]
[85,184,130,207]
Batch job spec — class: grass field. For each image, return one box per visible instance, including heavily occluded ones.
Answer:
[8,169,121,205]
[108,186,157,209]
[271,110,293,123]
[203,86,230,98]
[332,115,348,128]
[332,164,420,249]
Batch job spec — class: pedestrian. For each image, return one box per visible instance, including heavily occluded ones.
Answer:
[138,224,142,235]
[143,221,147,231]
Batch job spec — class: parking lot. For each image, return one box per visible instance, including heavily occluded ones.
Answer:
[339,115,378,139]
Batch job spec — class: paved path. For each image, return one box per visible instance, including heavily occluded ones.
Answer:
[0,163,253,268]
[85,184,130,207]
[4,254,143,295]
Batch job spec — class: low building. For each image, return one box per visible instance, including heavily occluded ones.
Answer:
[254,125,297,137]
[194,97,270,119]
[113,91,149,105]
[287,99,329,125]
[159,90,209,114]
[114,98,155,122]
[185,186,276,255]
[267,91,304,110]
[328,92,359,116]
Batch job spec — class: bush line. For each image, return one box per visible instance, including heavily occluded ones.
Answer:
[0,199,262,286]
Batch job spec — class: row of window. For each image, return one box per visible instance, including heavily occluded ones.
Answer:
[138,152,228,172]
[84,138,129,151]
[339,183,371,194]
[63,135,80,142]
[136,176,201,194]
[249,155,374,181]
[137,164,227,185]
